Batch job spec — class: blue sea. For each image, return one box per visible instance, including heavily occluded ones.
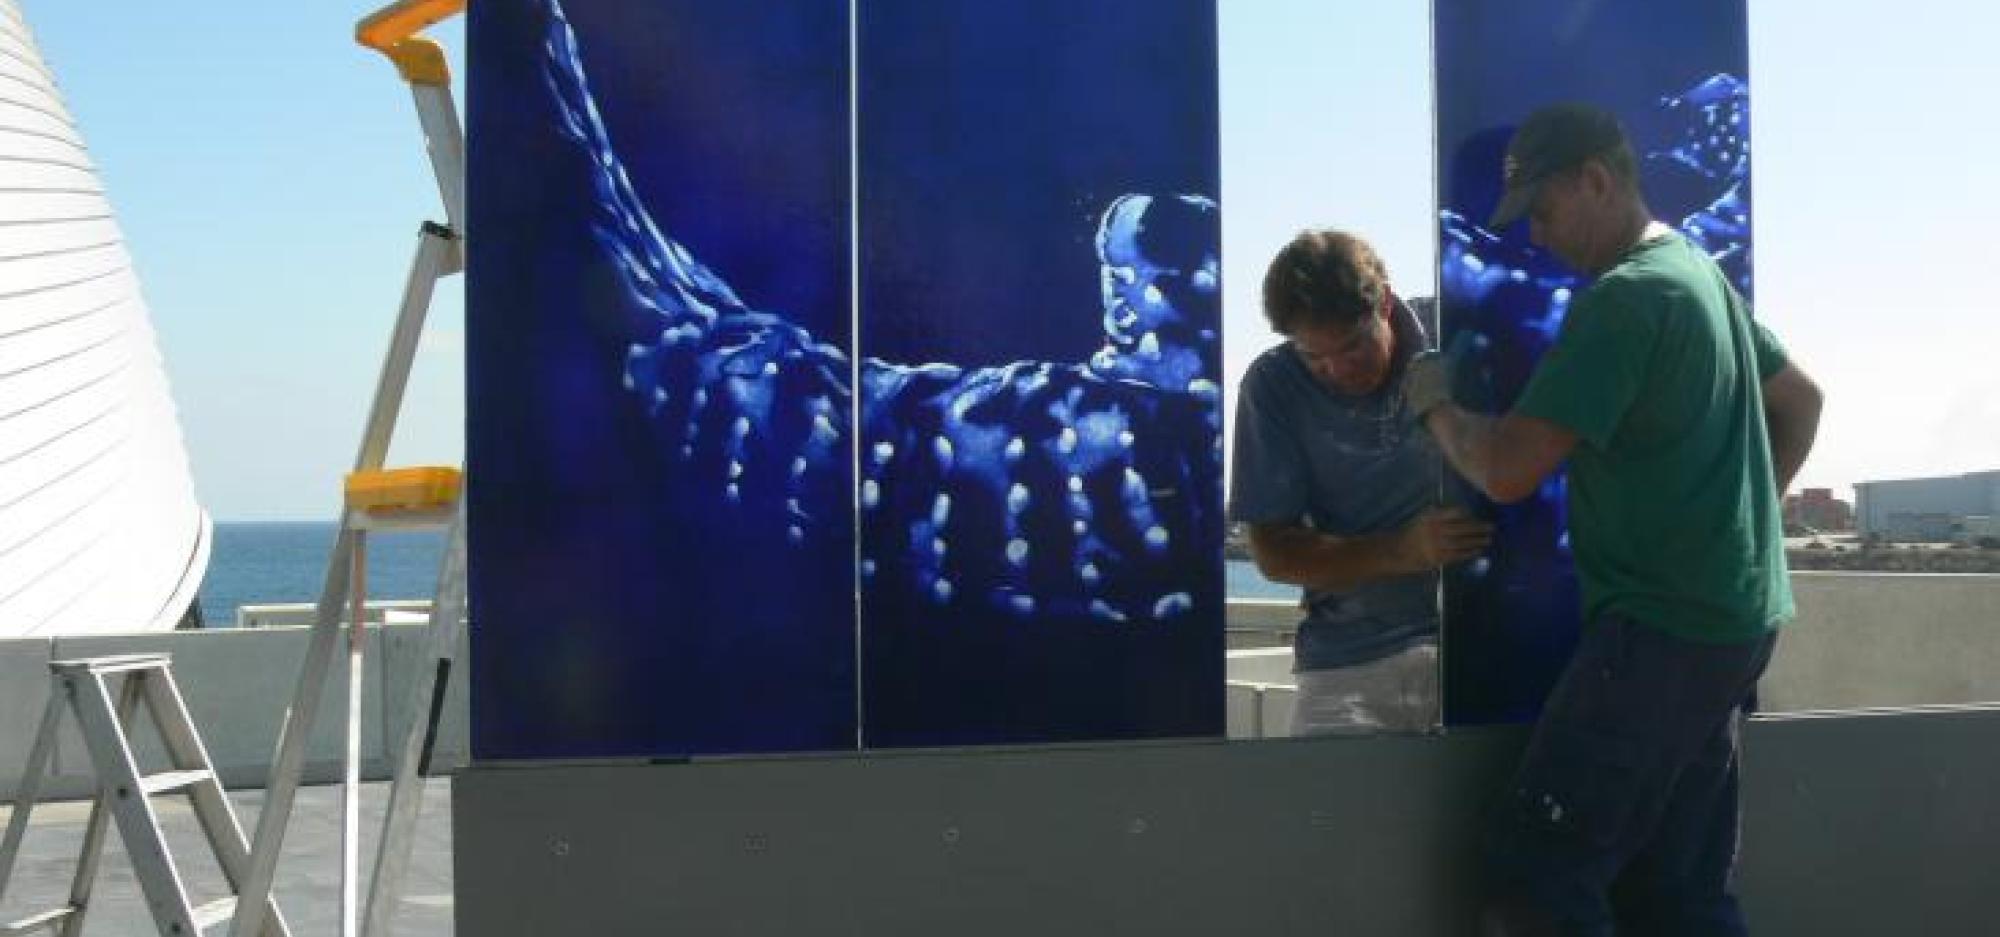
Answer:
[197,521,1291,627]
[198,522,448,627]
[1225,558,1293,602]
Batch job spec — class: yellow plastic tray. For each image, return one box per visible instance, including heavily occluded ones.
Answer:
[344,466,461,513]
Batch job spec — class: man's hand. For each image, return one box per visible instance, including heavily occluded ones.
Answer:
[1402,351,1452,420]
[1392,506,1493,569]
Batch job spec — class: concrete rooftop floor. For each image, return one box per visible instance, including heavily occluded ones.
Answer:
[2,780,453,936]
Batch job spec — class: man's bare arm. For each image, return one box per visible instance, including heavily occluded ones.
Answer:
[1247,523,1401,593]
[1762,363,1822,495]
[1423,406,1578,505]
[1402,352,1576,505]
[1247,508,1491,593]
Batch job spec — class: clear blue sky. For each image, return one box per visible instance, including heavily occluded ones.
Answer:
[27,3,466,521]
[23,1,1997,520]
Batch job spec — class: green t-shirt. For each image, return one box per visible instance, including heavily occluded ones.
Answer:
[1514,232,1793,643]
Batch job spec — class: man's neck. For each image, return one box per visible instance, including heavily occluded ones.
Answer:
[1591,204,1668,274]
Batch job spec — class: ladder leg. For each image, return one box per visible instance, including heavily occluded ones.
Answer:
[138,666,293,937]
[362,505,467,937]
[357,230,456,472]
[0,675,65,904]
[232,525,354,937]
[59,672,153,937]
[342,533,370,937]
[71,671,202,935]
[56,780,117,937]
[409,82,466,237]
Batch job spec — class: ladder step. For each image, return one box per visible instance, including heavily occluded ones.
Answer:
[139,768,216,797]
[190,896,236,933]
[346,466,461,531]
[348,505,455,533]
[345,466,461,512]
[50,653,171,675]
[1,905,77,935]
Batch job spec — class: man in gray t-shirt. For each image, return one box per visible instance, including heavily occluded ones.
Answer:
[1231,230,1490,735]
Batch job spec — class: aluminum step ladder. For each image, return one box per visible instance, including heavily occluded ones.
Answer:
[0,655,290,937]
[227,3,473,936]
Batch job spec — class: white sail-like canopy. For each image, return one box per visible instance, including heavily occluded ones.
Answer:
[0,1,209,635]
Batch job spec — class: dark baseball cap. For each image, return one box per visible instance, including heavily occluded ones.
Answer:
[1488,103,1631,228]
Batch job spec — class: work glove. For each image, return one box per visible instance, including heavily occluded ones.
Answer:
[1401,350,1452,420]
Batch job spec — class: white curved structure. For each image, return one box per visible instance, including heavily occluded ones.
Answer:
[0,1,209,635]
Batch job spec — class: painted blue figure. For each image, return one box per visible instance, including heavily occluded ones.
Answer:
[1652,74,1752,293]
[541,0,1223,625]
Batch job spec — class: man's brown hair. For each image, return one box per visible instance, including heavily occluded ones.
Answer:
[1260,230,1389,335]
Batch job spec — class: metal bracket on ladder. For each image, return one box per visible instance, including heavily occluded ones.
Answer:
[0,656,291,937]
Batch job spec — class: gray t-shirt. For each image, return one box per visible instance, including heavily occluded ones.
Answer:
[1229,302,1441,671]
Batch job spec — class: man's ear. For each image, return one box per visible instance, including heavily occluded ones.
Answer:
[1581,160,1615,199]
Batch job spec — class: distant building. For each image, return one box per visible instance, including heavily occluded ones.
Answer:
[1854,471,2000,541]
[1885,512,1960,542]
[1785,487,1853,532]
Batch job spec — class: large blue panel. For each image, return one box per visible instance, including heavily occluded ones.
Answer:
[1434,0,1753,724]
[467,0,856,757]
[856,0,1225,746]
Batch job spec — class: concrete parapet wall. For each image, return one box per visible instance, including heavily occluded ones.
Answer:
[1226,571,2000,737]
[454,707,2000,937]
[1762,572,2000,712]
[2,571,1990,796]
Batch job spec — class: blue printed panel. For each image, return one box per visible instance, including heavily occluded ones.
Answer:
[1434,0,1752,724]
[856,0,1226,746]
[467,0,857,757]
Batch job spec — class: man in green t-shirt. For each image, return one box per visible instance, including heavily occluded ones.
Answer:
[1404,104,1824,935]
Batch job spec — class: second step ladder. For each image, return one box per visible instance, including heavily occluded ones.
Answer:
[0,655,290,937]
